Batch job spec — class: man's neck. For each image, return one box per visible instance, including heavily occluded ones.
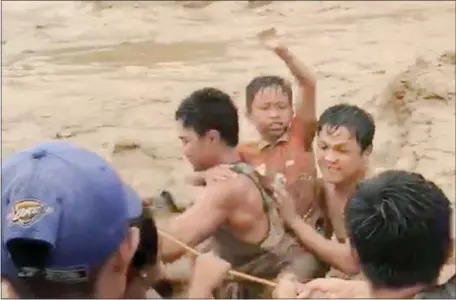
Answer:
[332,168,366,200]
[216,147,241,166]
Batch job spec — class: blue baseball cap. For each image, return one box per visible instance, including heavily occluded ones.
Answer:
[1,141,142,286]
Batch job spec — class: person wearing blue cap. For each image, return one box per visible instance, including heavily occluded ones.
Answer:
[1,141,142,298]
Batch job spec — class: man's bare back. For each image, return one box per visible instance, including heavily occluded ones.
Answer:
[159,166,270,262]
[208,173,269,245]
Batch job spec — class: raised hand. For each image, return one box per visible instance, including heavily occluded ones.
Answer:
[257,27,283,51]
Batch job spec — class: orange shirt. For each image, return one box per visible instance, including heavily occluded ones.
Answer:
[237,118,318,218]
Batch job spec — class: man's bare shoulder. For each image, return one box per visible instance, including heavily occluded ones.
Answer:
[202,178,246,210]
[210,174,258,204]
[236,141,262,157]
[220,174,253,195]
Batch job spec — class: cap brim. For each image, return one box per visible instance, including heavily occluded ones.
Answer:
[123,184,142,221]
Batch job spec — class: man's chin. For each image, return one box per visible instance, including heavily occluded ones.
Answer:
[321,174,344,185]
[265,130,286,140]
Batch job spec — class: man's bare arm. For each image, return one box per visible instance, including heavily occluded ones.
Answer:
[258,28,317,149]
[274,45,317,150]
[159,183,232,262]
[288,218,360,275]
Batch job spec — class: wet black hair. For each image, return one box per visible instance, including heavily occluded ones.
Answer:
[245,75,293,113]
[317,103,375,152]
[175,87,239,147]
[346,170,452,289]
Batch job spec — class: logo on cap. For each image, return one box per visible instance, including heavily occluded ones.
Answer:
[7,199,53,227]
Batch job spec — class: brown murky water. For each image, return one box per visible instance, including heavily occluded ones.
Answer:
[3,1,455,205]
[2,0,455,292]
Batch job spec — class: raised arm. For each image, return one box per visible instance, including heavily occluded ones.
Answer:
[258,28,317,150]
[159,183,232,262]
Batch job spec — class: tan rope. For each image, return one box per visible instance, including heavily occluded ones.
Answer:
[157,228,277,288]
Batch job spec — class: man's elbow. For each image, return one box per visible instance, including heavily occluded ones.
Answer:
[339,260,361,276]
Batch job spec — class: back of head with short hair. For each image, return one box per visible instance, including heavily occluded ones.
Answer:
[245,75,293,113]
[175,87,239,147]
[317,103,375,152]
[346,170,452,289]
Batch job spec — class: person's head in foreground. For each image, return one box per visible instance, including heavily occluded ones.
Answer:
[316,103,375,185]
[346,170,452,298]
[175,87,239,171]
[245,75,293,141]
[1,141,142,298]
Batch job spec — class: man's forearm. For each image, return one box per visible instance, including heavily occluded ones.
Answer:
[187,281,215,299]
[187,269,218,299]
[288,218,359,275]
[159,234,188,263]
[159,220,192,263]
[274,46,316,87]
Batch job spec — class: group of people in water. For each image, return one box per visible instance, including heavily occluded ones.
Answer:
[1,29,455,298]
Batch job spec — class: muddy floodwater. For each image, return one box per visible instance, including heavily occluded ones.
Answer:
[2,0,455,290]
[2,1,455,208]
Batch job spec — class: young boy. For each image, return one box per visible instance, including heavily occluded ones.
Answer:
[236,28,320,226]
[193,29,319,224]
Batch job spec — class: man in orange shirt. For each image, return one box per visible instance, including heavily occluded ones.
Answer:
[236,28,320,226]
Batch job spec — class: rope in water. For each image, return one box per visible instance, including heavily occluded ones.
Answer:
[157,228,277,288]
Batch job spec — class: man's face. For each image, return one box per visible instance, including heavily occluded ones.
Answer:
[248,86,293,140]
[176,121,216,172]
[316,125,369,184]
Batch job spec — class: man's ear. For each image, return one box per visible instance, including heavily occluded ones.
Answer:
[206,129,221,144]
[245,110,256,124]
[446,238,455,264]
[350,247,360,267]
[362,145,373,164]
[347,239,360,266]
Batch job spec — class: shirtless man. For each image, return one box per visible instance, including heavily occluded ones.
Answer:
[159,87,322,298]
[273,103,456,285]
[275,170,455,299]
[274,103,376,279]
